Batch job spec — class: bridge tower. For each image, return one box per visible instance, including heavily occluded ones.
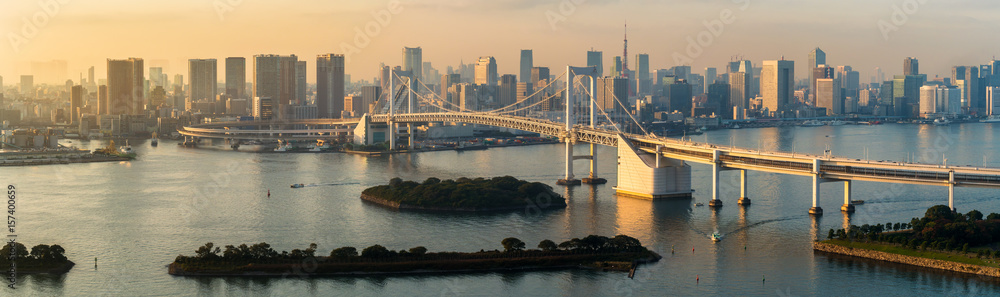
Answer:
[614,136,692,200]
[558,66,603,186]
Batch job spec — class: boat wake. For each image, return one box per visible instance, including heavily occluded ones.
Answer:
[295,182,360,188]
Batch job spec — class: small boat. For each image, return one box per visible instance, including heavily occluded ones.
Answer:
[850,200,865,205]
[825,120,847,126]
[120,140,133,154]
[981,116,1000,123]
[695,202,704,207]
[151,138,158,147]
[274,143,293,152]
[290,184,305,188]
[731,124,741,129]
[455,142,487,151]
[711,232,722,242]
[933,118,950,126]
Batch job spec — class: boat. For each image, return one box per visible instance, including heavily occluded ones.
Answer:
[695,202,704,207]
[825,120,847,126]
[455,142,487,151]
[309,142,331,152]
[120,140,133,154]
[274,142,293,152]
[731,124,741,129]
[933,118,950,126]
[711,232,722,242]
[151,132,158,146]
[802,120,824,127]
[982,116,1000,123]
[290,184,305,188]
[850,200,865,205]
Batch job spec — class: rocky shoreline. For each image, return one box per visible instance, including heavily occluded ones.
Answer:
[814,241,1000,278]
[360,194,566,212]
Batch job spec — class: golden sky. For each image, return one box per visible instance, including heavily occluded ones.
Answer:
[3,0,1000,85]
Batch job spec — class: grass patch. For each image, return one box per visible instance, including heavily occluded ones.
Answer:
[822,239,1000,268]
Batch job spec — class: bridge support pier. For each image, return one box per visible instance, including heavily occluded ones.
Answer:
[407,123,414,150]
[949,170,955,212]
[557,140,580,185]
[582,143,606,184]
[841,180,854,213]
[709,150,722,208]
[738,170,751,206]
[810,159,823,216]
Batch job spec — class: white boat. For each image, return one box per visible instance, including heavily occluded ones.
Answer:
[982,116,1000,123]
[802,120,824,127]
[731,124,741,129]
[274,143,293,152]
[825,120,847,126]
[119,140,133,154]
[310,142,331,152]
[933,118,951,126]
[711,232,722,242]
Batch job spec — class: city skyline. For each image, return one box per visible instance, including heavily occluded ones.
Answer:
[4,1,1000,84]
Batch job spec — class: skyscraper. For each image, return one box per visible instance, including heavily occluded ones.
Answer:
[98,85,107,115]
[816,78,841,115]
[953,66,981,111]
[499,74,518,108]
[808,48,826,98]
[728,61,751,120]
[20,75,33,95]
[403,47,422,82]
[150,67,164,89]
[594,77,627,111]
[530,67,550,88]
[225,57,246,99]
[296,61,307,103]
[316,54,345,118]
[904,57,919,76]
[704,67,717,93]
[475,56,498,86]
[519,50,533,83]
[761,59,794,116]
[106,58,144,115]
[635,54,650,95]
[70,85,82,123]
[587,50,603,77]
[441,73,461,105]
[254,54,298,118]
[812,65,835,105]
[188,59,218,107]
[88,66,95,88]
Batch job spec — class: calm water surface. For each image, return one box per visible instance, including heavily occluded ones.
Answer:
[3,123,1000,296]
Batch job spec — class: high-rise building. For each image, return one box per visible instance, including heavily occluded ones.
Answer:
[98,85,107,115]
[499,74,518,108]
[296,61,307,104]
[254,54,298,118]
[953,66,981,112]
[611,56,623,78]
[360,86,382,115]
[225,57,246,99]
[808,48,826,97]
[441,73,461,105]
[20,75,33,95]
[728,71,749,120]
[316,54,345,118]
[107,58,144,115]
[988,87,1000,115]
[816,78,841,115]
[530,67,550,89]
[761,59,794,116]
[88,66,95,88]
[667,80,693,116]
[189,59,218,108]
[587,50,603,77]
[403,47,422,81]
[892,74,926,117]
[149,67,164,89]
[594,77,627,111]
[812,65,835,105]
[904,57,919,76]
[706,82,730,118]
[635,54,650,95]
[704,68,717,93]
[519,50,533,83]
[475,56,498,86]
[70,85,83,123]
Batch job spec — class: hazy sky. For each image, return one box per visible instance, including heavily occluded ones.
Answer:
[3,0,1000,85]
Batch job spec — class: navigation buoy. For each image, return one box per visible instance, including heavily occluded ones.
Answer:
[267,189,271,198]
[697,275,699,283]
[762,274,765,283]
[95,257,98,269]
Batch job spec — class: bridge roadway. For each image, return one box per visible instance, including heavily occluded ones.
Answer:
[179,112,1000,189]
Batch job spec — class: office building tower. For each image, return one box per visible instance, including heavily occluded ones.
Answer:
[70,85,83,123]
[953,66,981,111]
[706,82,730,118]
[761,59,794,116]
[635,54,650,95]
[919,85,938,116]
[360,86,382,115]
[188,59,217,107]
[672,66,692,82]
[403,47,422,81]
[611,56,623,78]
[226,57,246,99]
[475,56,498,86]
[20,75,33,95]
[88,66,95,87]
[704,68,717,93]
[812,65,835,105]
[808,48,826,97]
[516,82,533,106]
[174,74,183,88]
[893,74,926,117]
[587,50,603,77]
[594,77,627,111]
[98,85,107,114]
[667,80,693,116]
[530,67,550,88]
[499,74,518,108]
[728,71,749,119]
[316,54,345,118]
[441,73,461,104]
[988,87,1000,115]
[252,96,274,120]
[107,58,144,115]
[904,57,919,76]
[150,67,164,89]
[520,50,533,83]
[816,78,842,115]
[254,54,298,117]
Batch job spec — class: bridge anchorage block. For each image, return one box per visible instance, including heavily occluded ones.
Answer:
[840,204,855,213]
[708,200,723,208]
[557,179,582,186]
[809,207,824,216]
[581,177,607,185]
[737,197,751,206]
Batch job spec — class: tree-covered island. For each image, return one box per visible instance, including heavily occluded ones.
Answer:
[360,176,567,212]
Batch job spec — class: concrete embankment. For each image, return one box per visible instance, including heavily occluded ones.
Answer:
[814,242,1000,278]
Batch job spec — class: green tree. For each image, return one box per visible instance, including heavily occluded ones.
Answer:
[29,244,50,260]
[408,246,428,256]
[330,247,358,258]
[361,245,391,258]
[538,240,558,251]
[501,237,526,252]
[195,242,220,259]
[48,244,67,261]
[828,229,835,240]
[389,177,403,187]
[967,210,984,221]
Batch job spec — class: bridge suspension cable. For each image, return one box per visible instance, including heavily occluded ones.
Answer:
[571,68,650,136]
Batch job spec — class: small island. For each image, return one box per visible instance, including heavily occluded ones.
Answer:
[168,235,660,277]
[815,205,1000,278]
[361,176,567,212]
[1,243,75,274]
